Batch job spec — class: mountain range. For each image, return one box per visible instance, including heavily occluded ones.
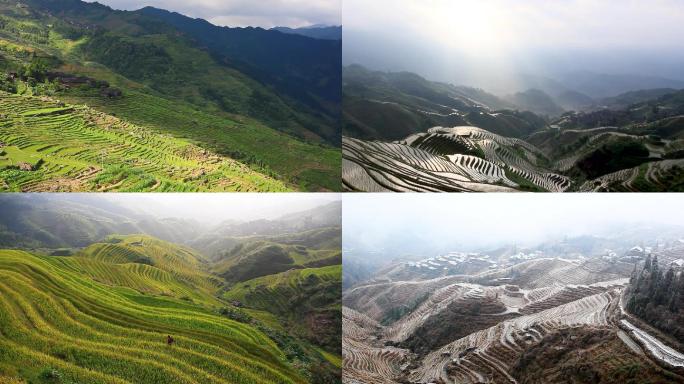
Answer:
[272,25,342,41]
[342,65,684,192]
[0,0,341,191]
[343,232,684,383]
[0,194,342,383]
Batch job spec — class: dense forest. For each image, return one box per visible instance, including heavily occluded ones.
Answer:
[626,254,684,344]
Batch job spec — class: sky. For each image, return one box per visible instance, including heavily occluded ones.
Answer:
[98,193,340,224]
[343,0,684,89]
[343,193,684,255]
[87,0,341,28]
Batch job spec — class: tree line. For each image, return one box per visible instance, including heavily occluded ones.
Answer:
[626,254,684,344]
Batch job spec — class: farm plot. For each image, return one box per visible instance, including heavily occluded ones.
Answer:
[0,249,307,384]
[621,320,684,368]
[342,307,410,384]
[0,92,288,192]
[343,125,572,192]
[410,290,622,384]
[343,137,516,192]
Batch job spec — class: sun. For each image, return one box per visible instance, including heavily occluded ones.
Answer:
[419,1,512,58]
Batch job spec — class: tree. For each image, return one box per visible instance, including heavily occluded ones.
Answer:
[22,57,49,82]
[643,254,652,273]
[626,256,684,344]
[654,266,673,305]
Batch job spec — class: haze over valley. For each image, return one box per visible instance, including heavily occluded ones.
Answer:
[343,0,684,192]
[343,194,684,383]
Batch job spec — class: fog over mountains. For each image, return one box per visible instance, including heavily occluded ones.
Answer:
[343,195,684,384]
[343,194,684,265]
[344,0,684,96]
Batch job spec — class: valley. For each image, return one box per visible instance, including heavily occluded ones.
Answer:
[342,66,684,192]
[0,0,341,191]
[0,195,342,384]
[343,234,684,384]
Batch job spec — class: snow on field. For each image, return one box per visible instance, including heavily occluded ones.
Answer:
[343,307,410,384]
[621,320,684,367]
[411,290,621,383]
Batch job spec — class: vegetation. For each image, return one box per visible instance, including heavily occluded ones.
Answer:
[0,230,342,383]
[212,236,341,284]
[401,298,514,355]
[344,65,684,192]
[0,197,342,383]
[223,266,342,352]
[0,92,288,191]
[575,139,651,179]
[625,254,684,346]
[0,0,340,191]
[511,328,682,384]
[343,65,545,141]
[0,248,308,384]
[380,292,430,326]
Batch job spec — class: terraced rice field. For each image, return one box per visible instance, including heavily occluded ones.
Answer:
[343,276,465,323]
[342,308,407,384]
[344,124,684,192]
[475,258,633,289]
[342,265,654,384]
[620,320,684,368]
[222,265,342,314]
[343,126,571,192]
[0,92,288,192]
[70,235,223,306]
[0,249,308,384]
[411,290,621,383]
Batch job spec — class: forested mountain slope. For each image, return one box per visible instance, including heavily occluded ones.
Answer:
[0,0,340,191]
[0,197,343,383]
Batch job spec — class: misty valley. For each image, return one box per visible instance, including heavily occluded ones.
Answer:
[342,66,684,192]
[343,227,684,384]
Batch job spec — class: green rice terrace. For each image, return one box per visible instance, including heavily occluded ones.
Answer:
[0,92,289,192]
[0,234,342,384]
[0,0,341,191]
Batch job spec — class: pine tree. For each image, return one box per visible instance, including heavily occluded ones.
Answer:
[643,254,652,273]
[629,263,638,285]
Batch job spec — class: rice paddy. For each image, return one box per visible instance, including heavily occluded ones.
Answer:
[343,124,684,192]
[0,248,310,384]
[0,92,289,192]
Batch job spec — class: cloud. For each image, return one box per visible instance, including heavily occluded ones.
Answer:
[345,0,684,51]
[343,0,684,84]
[343,193,684,251]
[88,0,341,28]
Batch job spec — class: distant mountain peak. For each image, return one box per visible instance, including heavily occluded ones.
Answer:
[271,25,341,40]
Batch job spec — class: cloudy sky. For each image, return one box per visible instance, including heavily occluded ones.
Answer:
[88,0,341,28]
[344,0,684,87]
[344,193,684,255]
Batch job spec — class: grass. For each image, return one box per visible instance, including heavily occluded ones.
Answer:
[0,91,290,192]
[222,265,342,354]
[0,249,309,384]
[60,85,340,191]
[502,166,547,192]
[213,239,341,283]
[0,5,341,191]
